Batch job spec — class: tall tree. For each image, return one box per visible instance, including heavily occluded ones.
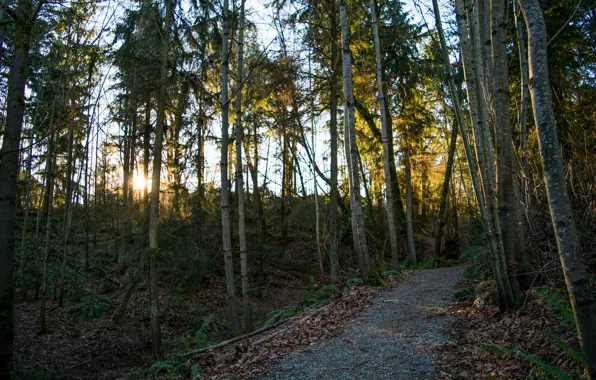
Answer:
[328,0,340,282]
[147,0,172,361]
[0,0,37,373]
[339,0,372,274]
[220,0,241,334]
[369,0,400,270]
[520,0,596,374]
[490,0,527,293]
[234,0,251,331]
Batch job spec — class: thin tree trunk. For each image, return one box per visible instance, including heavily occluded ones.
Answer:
[339,0,372,274]
[83,73,93,270]
[328,1,340,282]
[0,0,34,371]
[120,116,131,273]
[490,0,524,299]
[354,97,409,257]
[19,128,35,301]
[369,0,399,271]
[58,121,75,307]
[234,0,251,331]
[41,126,57,333]
[143,100,151,244]
[220,0,241,334]
[434,120,458,257]
[405,150,416,265]
[305,24,324,279]
[34,170,46,299]
[147,0,171,360]
[519,0,596,374]
[454,0,515,310]
[173,85,186,218]
[513,0,529,207]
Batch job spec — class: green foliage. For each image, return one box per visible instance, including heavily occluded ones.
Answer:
[417,256,441,269]
[454,287,474,300]
[141,360,185,379]
[149,361,174,373]
[297,284,341,308]
[194,314,214,349]
[480,343,577,380]
[263,282,341,327]
[458,245,488,262]
[535,287,576,328]
[363,268,387,286]
[550,333,585,367]
[263,306,295,327]
[461,246,491,280]
[191,363,201,378]
[68,295,112,321]
[345,277,362,288]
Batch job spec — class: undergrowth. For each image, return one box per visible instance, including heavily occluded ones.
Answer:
[480,343,578,380]
[263,279,340,327]
[480,286,585,378]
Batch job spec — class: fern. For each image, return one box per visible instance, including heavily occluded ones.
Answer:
[195,314,214,349]
[191,363,201,377]
[550,333,585,366]
[149,361,174,373]
[480,343,577,380]
[535,287,576,328]
[345,277,362,288]
[263,306,295,327]
[69,295,111,321]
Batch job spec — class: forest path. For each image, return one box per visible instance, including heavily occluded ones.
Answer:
[261,266,465,379]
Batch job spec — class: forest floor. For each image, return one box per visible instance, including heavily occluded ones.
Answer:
[14,261,584,379]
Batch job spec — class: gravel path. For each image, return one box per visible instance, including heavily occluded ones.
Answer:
[261,266,465,379]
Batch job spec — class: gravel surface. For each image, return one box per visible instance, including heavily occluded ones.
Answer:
[261,266,465,379]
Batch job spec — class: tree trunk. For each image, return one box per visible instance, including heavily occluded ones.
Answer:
[328,1,340,282]
[120,117,131,274]
[0,0,34,371]
[19,129,35,301]
[41,124,57,333]
[143,99,151,244]
[339,0,372,274]
[434,120,458,257]
[490,0,525,298]
[234,0,252,331]
[173,85,186,218]
[454,0,516,310]
[58,121,75,307]
[354,97,408,257]
[405,150,416,265]
[513,0,530,207]
[519,0,596,374]
[147,0,171,361]
[220,0,241,334]
[369,0,399,271]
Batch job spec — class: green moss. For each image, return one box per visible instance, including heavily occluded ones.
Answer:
[363,268,387,287]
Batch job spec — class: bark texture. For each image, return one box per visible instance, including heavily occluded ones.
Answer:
[369,0,400,270]
[0,0,33,373]
[520,0,596,374]
[147,0,171,360]
[339,0,372,274]
[234,0,252,331]
[220,0,241,334]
